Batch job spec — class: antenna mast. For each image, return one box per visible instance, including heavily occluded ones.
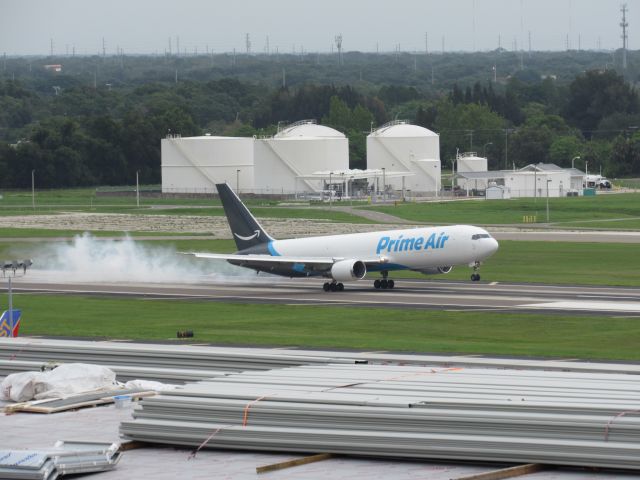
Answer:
[334,34,343,65]
[621,3,629,70]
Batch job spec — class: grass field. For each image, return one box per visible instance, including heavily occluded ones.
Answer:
[366,193,640,227]
[5,295,640,361]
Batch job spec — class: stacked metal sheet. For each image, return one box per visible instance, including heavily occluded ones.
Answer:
[0,441,121,479]
[121,363,640,470]
[0,338,358,383]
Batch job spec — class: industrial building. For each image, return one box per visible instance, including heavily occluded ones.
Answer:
[455,152,489,192]
[366,121,441,195]
[161,121,349,195]
[161,120,585,200]
[456,162,586,198]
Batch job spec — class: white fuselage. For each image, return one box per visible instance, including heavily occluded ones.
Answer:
[268,225,498,272]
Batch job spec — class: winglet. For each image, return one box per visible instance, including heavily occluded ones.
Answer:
[216,183,274,251]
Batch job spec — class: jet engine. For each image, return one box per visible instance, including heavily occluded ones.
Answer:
[330,260,367,282]
[418,266,453,275]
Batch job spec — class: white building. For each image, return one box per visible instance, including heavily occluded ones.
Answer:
[161,121,349,195]
[504,164,573,198]
[366,121,441,195]
[254,121,348,194]
[455,163,585,198]
[456,152,488,191]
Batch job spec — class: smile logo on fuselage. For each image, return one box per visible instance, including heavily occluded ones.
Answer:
[234,230,260,241]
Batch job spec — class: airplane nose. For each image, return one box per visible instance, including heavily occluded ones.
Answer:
[488,238,499,255]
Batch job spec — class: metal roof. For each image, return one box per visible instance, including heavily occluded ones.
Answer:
[456,171,505,180]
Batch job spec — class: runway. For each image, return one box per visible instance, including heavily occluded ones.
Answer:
[4,273,640,316]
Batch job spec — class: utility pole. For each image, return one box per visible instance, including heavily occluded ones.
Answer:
[245,33,251,54]
[102,37,106,57]
[31,170,35,210]
[50,38,54,56]
[136,171,140,208]
[425,32,428,54]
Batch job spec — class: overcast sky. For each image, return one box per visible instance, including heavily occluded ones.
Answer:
[1,0,638,56]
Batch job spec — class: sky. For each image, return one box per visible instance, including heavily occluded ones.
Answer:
[1,0,637,56]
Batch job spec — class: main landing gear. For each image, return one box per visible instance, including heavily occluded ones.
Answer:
[323,281,344,292]
[373,271,395,290]
[471,261,481,282]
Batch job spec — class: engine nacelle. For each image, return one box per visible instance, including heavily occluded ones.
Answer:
[330,259,367,282]
[418,266,453,275]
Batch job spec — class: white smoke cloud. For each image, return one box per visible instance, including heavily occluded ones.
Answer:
[33,233,255,284]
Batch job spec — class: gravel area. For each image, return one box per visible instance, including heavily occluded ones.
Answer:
[0,213,415,238]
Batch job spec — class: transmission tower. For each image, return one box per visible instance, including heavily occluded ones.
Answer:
[245,33,251,54]
[335,34,343,65]
[621,3,628,70]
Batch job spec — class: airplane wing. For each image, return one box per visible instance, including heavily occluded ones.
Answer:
[185,252,388,273]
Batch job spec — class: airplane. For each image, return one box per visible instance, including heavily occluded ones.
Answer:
[188,183,499,292]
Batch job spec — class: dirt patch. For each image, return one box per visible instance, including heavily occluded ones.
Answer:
[0,213,415,238]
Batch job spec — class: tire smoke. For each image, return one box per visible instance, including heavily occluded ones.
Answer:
[34,233,251,284]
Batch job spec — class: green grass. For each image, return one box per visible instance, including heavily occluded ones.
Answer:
[6,295,640,361]
[616,178,640,189]
[366,193,640,227]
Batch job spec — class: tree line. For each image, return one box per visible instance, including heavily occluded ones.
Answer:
[1,59,640,188]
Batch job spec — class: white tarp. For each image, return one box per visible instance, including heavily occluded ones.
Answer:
[1,363,118,402]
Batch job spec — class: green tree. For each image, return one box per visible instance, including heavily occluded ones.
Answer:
[434,99,506,169]
[549,136,584,167]
[564,70,639,135]
[608,133,640,177]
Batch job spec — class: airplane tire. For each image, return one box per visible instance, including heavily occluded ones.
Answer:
[388,279,395,289]
[337,283,344,291]
[380,279,388,289]
[330,283,338,292]
[323,282,331,292]
[471,273,480,281]
[374,279,381,289]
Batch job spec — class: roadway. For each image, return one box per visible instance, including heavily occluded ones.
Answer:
[4,274,640,316]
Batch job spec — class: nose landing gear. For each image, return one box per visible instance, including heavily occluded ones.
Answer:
[471,261,481,282]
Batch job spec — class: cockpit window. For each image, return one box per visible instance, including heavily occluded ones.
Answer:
[471,233,492,240]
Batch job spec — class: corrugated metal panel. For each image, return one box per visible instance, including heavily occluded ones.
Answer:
[121,364,640,470]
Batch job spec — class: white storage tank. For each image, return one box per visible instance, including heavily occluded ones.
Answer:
[161,135,254,194]
[366,121,441,194]
[254,121,348,194]
[457,152,488,191]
